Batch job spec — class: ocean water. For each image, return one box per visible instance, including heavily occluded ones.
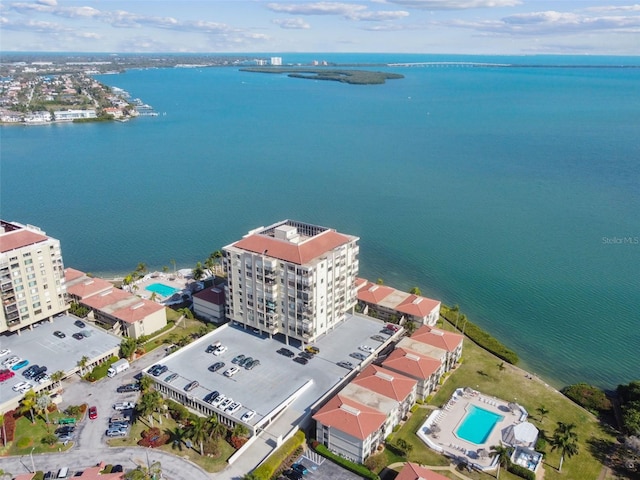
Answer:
[1,54,639,389]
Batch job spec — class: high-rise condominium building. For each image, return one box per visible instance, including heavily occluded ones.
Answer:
[223,220,359,344]
[0,220,67,332]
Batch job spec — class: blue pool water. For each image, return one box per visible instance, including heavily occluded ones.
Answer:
[145,283,179,297]
[456,405,504,444]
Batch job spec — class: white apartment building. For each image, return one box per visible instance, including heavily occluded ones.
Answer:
[223,220,359,344]
[0,220,67,332]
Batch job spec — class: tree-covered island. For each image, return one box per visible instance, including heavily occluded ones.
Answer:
[240,67,404,85]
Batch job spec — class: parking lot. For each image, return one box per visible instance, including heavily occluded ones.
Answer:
[150,313,391,430]
[0,314,120,409]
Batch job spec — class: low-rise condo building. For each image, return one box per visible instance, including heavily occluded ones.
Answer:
[0,220,67,333]
[223,220,359,344]
[356,278,441,326]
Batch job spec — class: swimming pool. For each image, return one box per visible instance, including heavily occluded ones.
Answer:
[145,283,179,297]
[456,405,503,444]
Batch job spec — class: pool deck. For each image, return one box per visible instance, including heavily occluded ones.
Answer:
[417,388,527,470]
[127,272,191,303]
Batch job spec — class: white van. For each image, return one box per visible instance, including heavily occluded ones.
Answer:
[57,467,69,478]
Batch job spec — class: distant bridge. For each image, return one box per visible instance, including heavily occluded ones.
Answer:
[387,62,511,68]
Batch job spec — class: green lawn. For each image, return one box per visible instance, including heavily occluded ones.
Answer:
[386,323,615,480]
[5,415,74,456]
[107,413,234,472]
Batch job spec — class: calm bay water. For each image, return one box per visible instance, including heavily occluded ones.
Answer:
[1,54,639,389]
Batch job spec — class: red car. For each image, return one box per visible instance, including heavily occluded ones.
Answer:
[0,369,15,382]
[88,406,97,420]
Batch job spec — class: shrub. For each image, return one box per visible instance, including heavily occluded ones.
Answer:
[16,436,32,448]
[229,435,247,449]
[314,444,379,480]
[562,383,612,413]
[364,452,386,472]
[41,433,58,446]
[251,430,305,480]
[101,465,113,474]
[507,462,536,480]
[3,411,17,442]
[535,437,546,451]
[32,472,45,480]
[166,399,190,423]
[441,307,519,364]
[138,427,169,448]
[410,405,419,413]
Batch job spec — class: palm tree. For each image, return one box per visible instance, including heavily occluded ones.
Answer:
[186,416,208,455]
[409,286,421,295]
[204,257,215,278]
[232,423,249,438]
[489,442,511,479]
[207,414,226,440]
[192,262,205,281]
[139,375,154,393]
[36,391,51,424]
[166,425,187,451]
[0,414,6,447]
[19,390,37,424]
[451,304,460,329]
[536,405,549,423]
[77,355,89,376]
[551,422,579,472]
[138,390,163,427]
[51,370,65,389]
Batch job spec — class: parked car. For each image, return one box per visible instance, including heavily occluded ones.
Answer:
[203,391,219,403]
[11,359,29,371]
[72,332,84,340]
[370,334,386,342]
[2,356,21,368]
[226,402,242,414]
[117,383,140,393]
[224,367,239,378]
[299,352,313,360]
[359,345,375,354]
[53,331,66,338]
[246,359,260,370]
[74,320,86,328]
[88,406,98,420]
[12,381,32,393]
[350,352,367,361]
[337,361,354,369]
[292,463,309,475]
[277,348,295,358]
[164,373,178,383]
[241,410,256,422]
[208,362,225,372]
[0,349,10,357]
[293,357,308,365]
[284,469,303,480]
[149,365,167,376]
[23,365,39,378]
[213,345,228,356]
[239,356,253,367]
[113,402,135,411]
[211,395,226,408]
[106,429,127,437]
[35,373,51,384]
[305,346,320,354]
[219,397,233,410]
[0,369,15,382]
[184,380,199,392]
[232,354,245,364]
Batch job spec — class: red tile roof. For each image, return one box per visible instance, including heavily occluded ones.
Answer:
[357,281,395,304]
[352,364,417,403]
[395,294,441,318]
[396,462,450,480]
[112,299,164,324]
[233,229,353,265]
[80,287,131,309]
[382,347,441,380]
[75,462,125,479]
[412,325,463,352]
[193,287,225,305]
[0,229,48,253]
[65,275,114,300]
[313,394,386,441]
[64,267,85,283]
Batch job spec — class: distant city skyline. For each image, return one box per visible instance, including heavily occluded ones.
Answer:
[2,0,639,55]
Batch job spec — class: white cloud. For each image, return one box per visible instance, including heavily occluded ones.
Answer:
[272,17,311,29]
[382,0,521,9]
[444,9,640,36]
[266,2,367,16]
[36,0,56,5]
[352,10,409,21]
[585,5,640,13]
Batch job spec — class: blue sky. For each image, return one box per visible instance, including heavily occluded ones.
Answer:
[1,0,639,54]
